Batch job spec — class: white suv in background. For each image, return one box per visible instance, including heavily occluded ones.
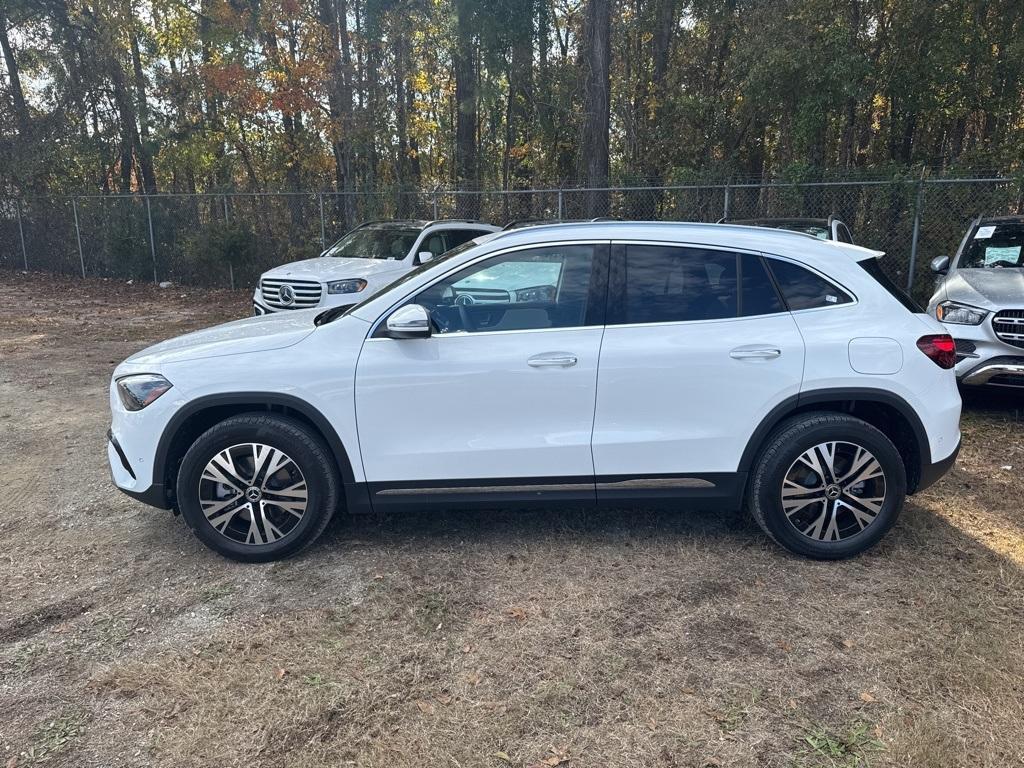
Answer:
[109,222,961,562]
[252,219,498,314]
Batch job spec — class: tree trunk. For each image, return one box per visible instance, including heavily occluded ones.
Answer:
[453,0,479,217]
[578,0,611,217]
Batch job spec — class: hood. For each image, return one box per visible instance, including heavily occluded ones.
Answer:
[261,256,408,282]
[943,268,1024,309]
[126,309,320,366]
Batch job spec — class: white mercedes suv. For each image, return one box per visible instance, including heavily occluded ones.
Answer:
[252,219,498,315]
[109,222,962,562]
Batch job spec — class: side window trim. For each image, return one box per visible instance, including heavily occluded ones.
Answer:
[369,240,611,338]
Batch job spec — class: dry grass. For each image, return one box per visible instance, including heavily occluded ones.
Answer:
[1,270,1023,767]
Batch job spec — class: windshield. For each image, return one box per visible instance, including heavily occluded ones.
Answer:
[322,227,421,260]
[315,240,480,325]
[959,222,1024,269]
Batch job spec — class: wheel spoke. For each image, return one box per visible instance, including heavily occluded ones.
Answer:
[202,450,249,493]
[838,494,884,530]
[208,501,250,532]
[795,448,827,483]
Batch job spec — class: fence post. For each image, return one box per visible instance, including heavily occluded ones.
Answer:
[223,195,235,290]
[72,198,86,278]
[557,189,564,219]
[906,173,926,293]
[16,199,28,270]
[723,181,732,220]
[318,192,326,249]
[432,189,439,219]
[145,195,158,284]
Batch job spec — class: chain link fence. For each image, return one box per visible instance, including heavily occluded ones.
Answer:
[2,177,1022,302]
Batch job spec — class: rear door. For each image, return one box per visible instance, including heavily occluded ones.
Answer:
[591,242,805,503]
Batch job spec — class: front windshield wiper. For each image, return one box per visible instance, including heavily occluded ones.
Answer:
[314,305,352,326]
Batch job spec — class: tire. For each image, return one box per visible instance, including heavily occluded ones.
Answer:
[176,414,340,562]
[747,412,907,559]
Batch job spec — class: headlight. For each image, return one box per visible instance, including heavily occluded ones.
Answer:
[326,279,368,295]
[936,301,988,325]
[117,374,173,411]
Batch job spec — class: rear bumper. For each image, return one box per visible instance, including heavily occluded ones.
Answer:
[915,438,961,493]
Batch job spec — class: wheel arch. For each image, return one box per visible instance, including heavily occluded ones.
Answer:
[155,393,357,508]
[739,388,931,494]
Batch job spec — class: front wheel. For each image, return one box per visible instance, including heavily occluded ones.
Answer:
[176,414,340,562]
[747,412,907,559]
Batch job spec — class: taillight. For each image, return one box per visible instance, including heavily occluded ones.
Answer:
[917,334,957,369]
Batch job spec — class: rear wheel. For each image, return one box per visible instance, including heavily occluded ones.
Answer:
[176,414,340,562]
[748,412,906,559]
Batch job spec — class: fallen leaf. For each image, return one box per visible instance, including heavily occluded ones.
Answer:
[859,691,876,703]
[276,668,288,679]
[873,723,883,738]
[787,699,797,710]
[415,699,435,715]
[777,640,793,652]
[462,643,474,653]
[436,694,453,705]
[647,716,657,731]
[841,639,855,649]
[8,757,20,768]
[493,752,511,762]
[467,670,483,686]
[507,606,528,621]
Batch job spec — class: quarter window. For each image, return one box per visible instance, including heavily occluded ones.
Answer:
[411,245,597,333]
[767,259,853,310]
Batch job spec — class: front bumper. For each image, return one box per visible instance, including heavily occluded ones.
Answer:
[942,317,1024,387]
[107,429,171,509]
[959,356,1024,387]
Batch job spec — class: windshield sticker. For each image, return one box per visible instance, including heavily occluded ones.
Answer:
[974,225,996,239]
[984,246,1021,265]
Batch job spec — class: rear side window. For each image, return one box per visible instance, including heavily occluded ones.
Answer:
[621,245,737,323]
[767,259,853,310]
[858,257,922,312]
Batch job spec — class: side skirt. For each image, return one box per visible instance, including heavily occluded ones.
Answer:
[349,473,746,514]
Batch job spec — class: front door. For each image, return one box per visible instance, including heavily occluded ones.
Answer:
[355,242,609,508]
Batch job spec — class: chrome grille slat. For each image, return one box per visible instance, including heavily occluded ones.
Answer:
[260,278,323,310]
[993,310,1024,350]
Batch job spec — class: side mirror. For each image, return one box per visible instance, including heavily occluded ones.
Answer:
[385,304,432,339]
[930,255,950,274]
[418,251,435,265]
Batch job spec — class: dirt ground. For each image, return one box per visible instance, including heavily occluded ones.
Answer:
[0,270,1022,768]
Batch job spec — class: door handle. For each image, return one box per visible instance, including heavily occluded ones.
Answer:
[730,346,782,360]
[528,353,578,368]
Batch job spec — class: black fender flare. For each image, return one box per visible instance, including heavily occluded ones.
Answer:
[153,392,358,489]
[737,387,932,478]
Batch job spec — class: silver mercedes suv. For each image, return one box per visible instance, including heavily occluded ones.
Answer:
[928,216,1024,388]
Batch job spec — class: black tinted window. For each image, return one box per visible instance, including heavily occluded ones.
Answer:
[622,246,737,323]
[445,229,488,249]
[740,253,784,316]
[768,259,852,310]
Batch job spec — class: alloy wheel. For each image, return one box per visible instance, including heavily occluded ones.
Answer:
[197,443,308,545]
[780,441,887,542]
